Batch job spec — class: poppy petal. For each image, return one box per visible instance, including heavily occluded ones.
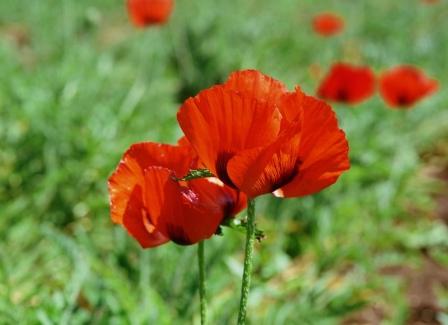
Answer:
[277,86,307,122]
[126,142,192,177]
[227,122,302,198]
[285,89,349,167]
[108,142,192,224]
[188,177,247,218]
[177,85,282,185]
[122,186,169,248]
[108,157,143,224]
[224,69,287,106]
[275,148,349,198]
[276,90,350,197]
[143,167,224,245]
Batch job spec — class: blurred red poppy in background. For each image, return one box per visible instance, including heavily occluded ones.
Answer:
[127,0,174,27]
[178,70,350,199]
[108,141,246,247]
[312,13,344,37]
[422,0,439,4]
[317,63,376,105]
[379,65,438,108]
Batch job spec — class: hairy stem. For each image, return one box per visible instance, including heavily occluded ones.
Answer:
[237,199,256,324]
[198,241,206,325]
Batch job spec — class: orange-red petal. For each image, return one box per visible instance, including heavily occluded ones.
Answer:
[275,89,350,197]
[108,142,192,224]
[282,88,348,166]
[143,167,224,245]
[224,70,287,106]
[177,84,282,185]
[188,177,247,217]
[227,122,302,198]
[121,186,169,248]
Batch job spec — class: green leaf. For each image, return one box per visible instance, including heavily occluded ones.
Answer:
[179,169,214,181]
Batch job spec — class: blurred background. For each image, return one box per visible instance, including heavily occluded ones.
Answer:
[1,0,447,323]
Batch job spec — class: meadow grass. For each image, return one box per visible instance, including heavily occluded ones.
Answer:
[0,0,447,323]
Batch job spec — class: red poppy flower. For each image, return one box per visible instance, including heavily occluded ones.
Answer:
[422,0,439,4]
[317,63,376,105]
[177,70,350,199]
[108,141,246,247]
[127,0,174,27]
[379,65,438,108]
[312,13,344,37]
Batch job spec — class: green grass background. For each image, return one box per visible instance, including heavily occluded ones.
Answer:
[0,0,447,323]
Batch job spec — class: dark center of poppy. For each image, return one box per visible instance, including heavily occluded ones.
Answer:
[166,223,192,246]
[270,160,302,192]
[219,191,240,218]
[396,94,411,106]
[216,151,237,188]
[336,88,349,102]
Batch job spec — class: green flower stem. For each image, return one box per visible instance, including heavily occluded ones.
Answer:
[198,241,206,325]
[237,199,256,324]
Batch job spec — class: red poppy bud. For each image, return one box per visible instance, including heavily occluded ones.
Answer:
[127,0,173,27]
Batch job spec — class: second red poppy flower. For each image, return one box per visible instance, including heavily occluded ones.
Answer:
[108,140,246,247]
[317,63,376,105]
[379,65,438,108]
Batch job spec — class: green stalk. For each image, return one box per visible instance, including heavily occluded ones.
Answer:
[198,241,206,325]
[237,199,256,324]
